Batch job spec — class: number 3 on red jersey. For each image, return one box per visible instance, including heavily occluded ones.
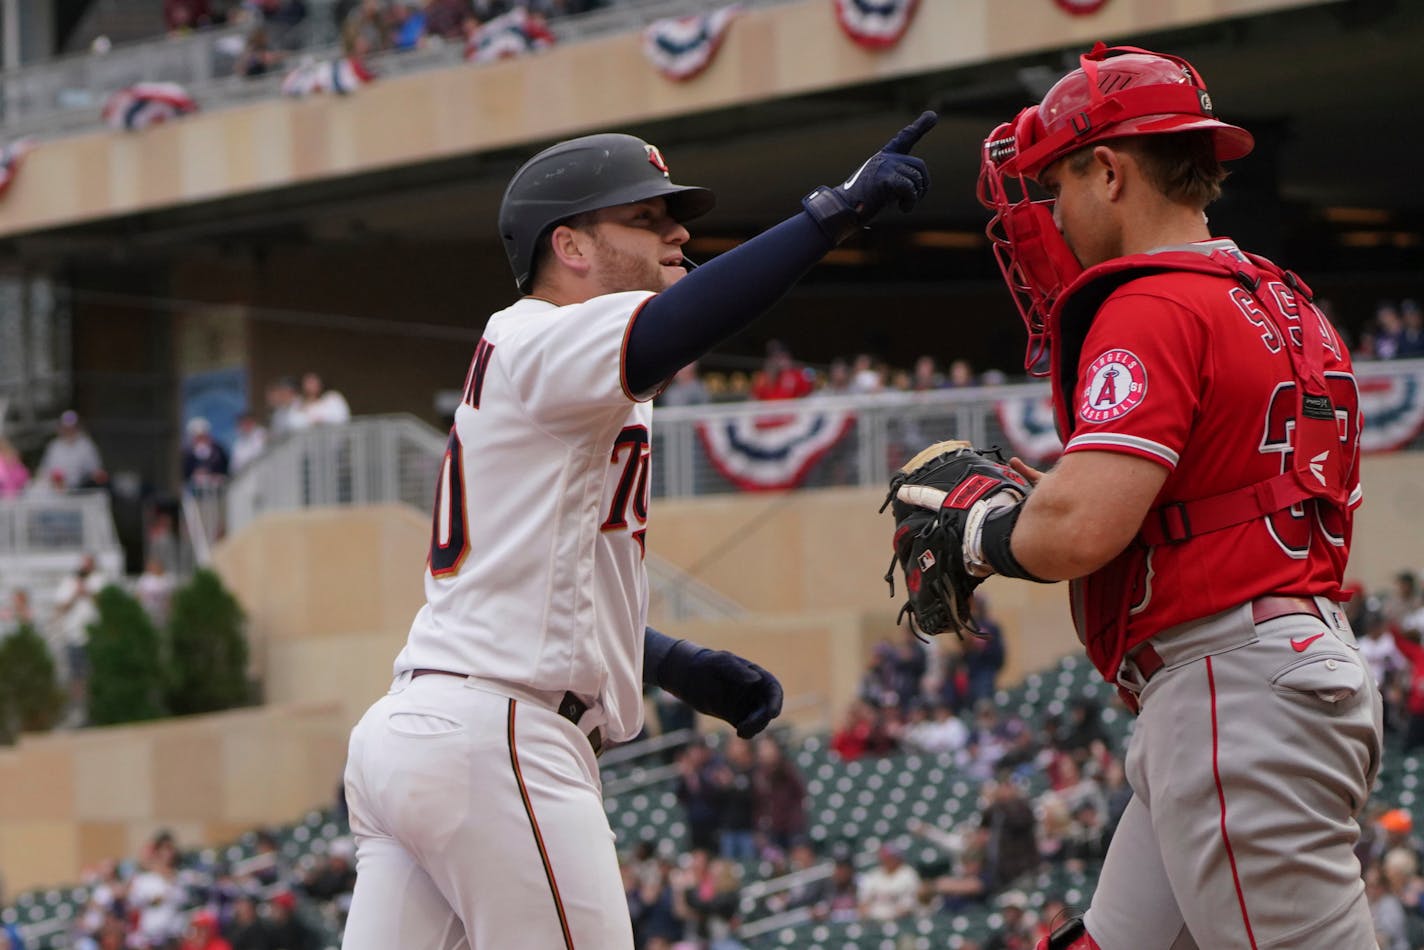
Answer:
[429,429,469,577]
[1258,372,1359,558]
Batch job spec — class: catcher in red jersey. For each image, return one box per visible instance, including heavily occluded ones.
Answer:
[900,44,1382,949]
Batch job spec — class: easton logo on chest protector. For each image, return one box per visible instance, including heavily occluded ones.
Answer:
[1079,349,1148,423]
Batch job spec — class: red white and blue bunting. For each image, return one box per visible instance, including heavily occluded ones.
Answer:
[102,82,197,131]
[1053,0,1111,15]
[698,409,855,491]
[465,8,557,64]
[643,5,740,82]
[833,0,919,50]
[1358,366,1424,453]
[0,138,34,200]
[995,361,1424,461]
[281,56,374,97]
[995,393,1063,465]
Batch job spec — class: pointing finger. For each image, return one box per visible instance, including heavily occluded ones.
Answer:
[883,110,939,155]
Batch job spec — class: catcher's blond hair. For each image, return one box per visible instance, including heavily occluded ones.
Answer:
[900,440,971,474]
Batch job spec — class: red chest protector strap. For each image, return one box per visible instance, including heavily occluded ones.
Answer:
[1055,247,1349,548]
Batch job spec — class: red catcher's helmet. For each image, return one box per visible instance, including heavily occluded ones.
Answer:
[978,43,1254,374]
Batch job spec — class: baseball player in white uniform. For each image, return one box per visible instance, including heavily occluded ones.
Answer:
[341,115,937,948]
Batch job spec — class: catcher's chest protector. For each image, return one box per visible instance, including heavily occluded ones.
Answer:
[1048,247,1353,678]
[1049,247,1351,525]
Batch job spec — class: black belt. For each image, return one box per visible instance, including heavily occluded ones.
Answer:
[410,669,602,755]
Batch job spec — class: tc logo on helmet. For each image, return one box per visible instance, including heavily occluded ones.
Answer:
[1079,349,1148,423]
[645,144,670,177]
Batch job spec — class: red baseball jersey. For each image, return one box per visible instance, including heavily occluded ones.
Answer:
[1059,241,1362,675]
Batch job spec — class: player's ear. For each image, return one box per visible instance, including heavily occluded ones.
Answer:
[548,223,593,277]
[1093,145,1125,200]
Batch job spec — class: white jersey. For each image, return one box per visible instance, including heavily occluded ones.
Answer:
[394,291,658,742]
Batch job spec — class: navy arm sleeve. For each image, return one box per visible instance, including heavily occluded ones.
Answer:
[624,211,835,395]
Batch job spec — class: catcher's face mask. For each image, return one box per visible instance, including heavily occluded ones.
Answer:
[977,43,1254,375]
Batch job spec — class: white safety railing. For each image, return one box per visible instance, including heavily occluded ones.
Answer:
[224,414,446,536]
[0,489,121,562]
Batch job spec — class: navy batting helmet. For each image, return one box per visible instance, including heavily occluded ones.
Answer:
[498,133,716,293]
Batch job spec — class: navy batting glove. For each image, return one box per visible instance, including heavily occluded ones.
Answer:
[803,110,937,243]
[657,640,785,739]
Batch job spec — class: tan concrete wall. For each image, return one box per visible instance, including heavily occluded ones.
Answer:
[0,0,1328,239]
[0,702,349,893]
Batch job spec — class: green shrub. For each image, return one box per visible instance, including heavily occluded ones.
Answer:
[166,569,251,715]
[87,585,168,726]
[0,623,65,741]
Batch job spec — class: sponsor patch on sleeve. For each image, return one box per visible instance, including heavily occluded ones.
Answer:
[1079,349,1148,424]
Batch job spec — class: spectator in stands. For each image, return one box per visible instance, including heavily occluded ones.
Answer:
[0,589,32,633]
[183,417,231,490]
[298,372,352,426]
[714,738,759,862]
[1376,301,1406,360]
[926,831,990,911]
[130,834,187,948]
[300,838,356,902]
[0,436,28,498]
[388,0,429,50]
[752,736,807,852]
[166,0,217,33]
[751,340,815,401]
[765,840,826,916]
[946,358,976,389]
[961,703,1012,781]
[1059,696,1107,756]
[1361,610,1408,687]
[812,856,860,922]
[421,0,470,40]
[264,892,316,950]
[135,556,177,628]
[343,0,393,56]
[1401,298,1424,358]
[676,739,724,853]
[38,410,107,490]
[265,378,306,438]
[821,358,853,395]
[52,553,106,723]
[249,0,309,48]
[1062,800,1110,872]
[980,776,1039,891]
[223,896,269,950]
[659,361,710,407]
[1367,865,1410,950]
[963,597,1006,706]
[231,411,268,473]
[1100,755,1132,839]
[910,355,944,391]
[673,851,742,945]
[849,354,884,393]
[1036,794,1073,867]
[179,909,233,950]
[857,843,920,921]
[627,854,681,950]
[829,699,896,762]
[903,700,969,757]
[234,26,284,77]
[1384,570,1422,631]
[985,890,1036,950]
[889,628,928,711]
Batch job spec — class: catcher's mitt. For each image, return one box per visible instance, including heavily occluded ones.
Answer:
[880,440,1030,637]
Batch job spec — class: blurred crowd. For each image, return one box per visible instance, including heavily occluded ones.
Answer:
[151,0,608,76]
[8,822,355,950]
[1352,299,1424,362]
[659,340,1001,410]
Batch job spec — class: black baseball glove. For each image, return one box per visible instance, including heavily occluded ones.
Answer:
[880,440,1030,637]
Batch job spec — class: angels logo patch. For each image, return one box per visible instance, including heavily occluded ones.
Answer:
[1079,349,1147,423]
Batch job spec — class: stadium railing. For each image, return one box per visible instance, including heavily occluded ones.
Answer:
[0,0,801,139]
